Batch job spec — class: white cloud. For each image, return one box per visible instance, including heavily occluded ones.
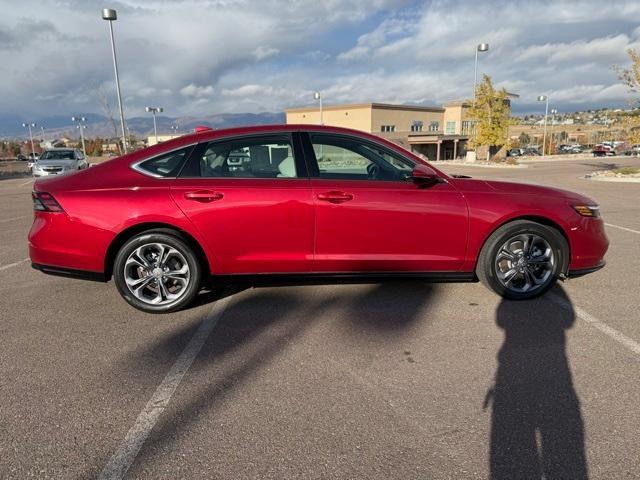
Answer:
[179,84,215,98]
[253,46,279,60]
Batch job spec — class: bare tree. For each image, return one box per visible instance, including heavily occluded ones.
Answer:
[93,83,122,154]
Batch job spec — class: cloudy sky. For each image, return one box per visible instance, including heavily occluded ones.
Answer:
[1,0,639,121]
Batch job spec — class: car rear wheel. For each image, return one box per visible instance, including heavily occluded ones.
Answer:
[476,220,568,300]
[114,232,201,313]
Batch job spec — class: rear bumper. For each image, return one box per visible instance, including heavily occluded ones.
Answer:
[28,212,112,273]
[31,263,107,282]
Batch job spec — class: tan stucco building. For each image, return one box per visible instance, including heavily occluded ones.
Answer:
[286,101,475,161]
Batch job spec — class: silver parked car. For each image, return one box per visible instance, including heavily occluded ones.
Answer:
[32,148,88,177]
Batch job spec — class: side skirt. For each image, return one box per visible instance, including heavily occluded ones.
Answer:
[208,271,476,287]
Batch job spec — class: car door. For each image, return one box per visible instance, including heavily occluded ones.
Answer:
[302,132,468,273]
[170,133,314,274]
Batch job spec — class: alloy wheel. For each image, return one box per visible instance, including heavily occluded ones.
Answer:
[494,233,555,294]
[123,242,191,306]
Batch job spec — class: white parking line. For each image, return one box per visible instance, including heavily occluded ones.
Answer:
[0,258,29,272]
[0,215,30,224]
[98,296,232,480]
[19,178,34,186]
[550,293,640,357]
[605,222,640,235]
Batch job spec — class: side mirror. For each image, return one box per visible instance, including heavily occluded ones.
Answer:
[407,165,443,188]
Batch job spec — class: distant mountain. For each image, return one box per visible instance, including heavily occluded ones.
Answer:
[0,112,286,139]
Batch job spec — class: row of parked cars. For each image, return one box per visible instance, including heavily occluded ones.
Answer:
[509,142,640,157]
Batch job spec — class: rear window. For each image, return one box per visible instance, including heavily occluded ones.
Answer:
[135,146,192,177]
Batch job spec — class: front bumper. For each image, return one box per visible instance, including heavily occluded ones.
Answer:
[566,216,609,271]
[32,170,72,177]
[568,260,606,278]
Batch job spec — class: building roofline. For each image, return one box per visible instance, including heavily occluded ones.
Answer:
[286,102,445,113]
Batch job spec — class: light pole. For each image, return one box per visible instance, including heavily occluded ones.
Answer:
[170,124,179,136]
[473,43,489,98]
[22,122,36,157]
[72,116,87,157]
[102,8,127,154]
[40,126,45,142]
[537,95,549,157]
[145,106,163,143]
[313,91,323,125]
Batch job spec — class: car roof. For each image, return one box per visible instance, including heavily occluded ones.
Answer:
[156,123,413,154]
[189,123,381,142]
[44,148,76,151]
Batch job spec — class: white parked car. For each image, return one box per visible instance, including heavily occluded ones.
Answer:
[32,148,88,177]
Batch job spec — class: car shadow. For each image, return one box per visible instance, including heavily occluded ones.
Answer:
[344,282,436,333]
[109,282,435,475]
[485,286,588,479]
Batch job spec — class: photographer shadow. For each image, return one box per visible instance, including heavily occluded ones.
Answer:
[486,287,588,479]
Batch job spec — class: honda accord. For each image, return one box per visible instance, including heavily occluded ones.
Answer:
[29,125,608,313]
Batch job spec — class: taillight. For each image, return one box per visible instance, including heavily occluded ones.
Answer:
[32,192,64,212]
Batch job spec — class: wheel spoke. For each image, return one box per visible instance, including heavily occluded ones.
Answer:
[522,268,535,291]
[131,277,155,300]
[126,274,152,289]
[127,248,152,269]
[155,244,167,267]
[497,247,515,262]
[501,268,519,285]
[157,278,170,301]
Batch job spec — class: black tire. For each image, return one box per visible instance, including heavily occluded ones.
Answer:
[476,220,568,300]
[113,231,202,313]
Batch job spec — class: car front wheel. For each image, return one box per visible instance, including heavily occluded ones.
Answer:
[113,231,201,313]
[476,220,568,300]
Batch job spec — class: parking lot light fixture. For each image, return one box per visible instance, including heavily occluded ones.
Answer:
[313,91,323,125]
[72,116,88,158]
[145,107,163,143]
[22,122,36,157]
[473,43,489,99]
[102,8,127,154]
[537,95,549,157]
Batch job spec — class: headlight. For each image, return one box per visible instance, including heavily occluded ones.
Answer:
[573,205,600,217]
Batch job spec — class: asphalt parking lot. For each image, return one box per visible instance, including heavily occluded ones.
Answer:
[1,157,639,479]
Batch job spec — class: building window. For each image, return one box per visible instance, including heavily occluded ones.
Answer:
[461,120,476,135]
[428,121,439,132]
[410,121,423,132]
[446,121,456,134]
[381,125,396,133]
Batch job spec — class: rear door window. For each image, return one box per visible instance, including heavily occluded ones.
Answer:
[196,135,300,178]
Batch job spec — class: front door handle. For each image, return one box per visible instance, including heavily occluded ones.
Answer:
[184,190,224,203]
[317,191,354,204]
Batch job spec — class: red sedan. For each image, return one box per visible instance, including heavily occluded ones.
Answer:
[29,125,608,313]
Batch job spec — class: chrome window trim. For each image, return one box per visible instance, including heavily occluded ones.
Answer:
[130,143,197,179]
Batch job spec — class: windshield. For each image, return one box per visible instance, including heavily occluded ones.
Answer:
[40,150,75,160]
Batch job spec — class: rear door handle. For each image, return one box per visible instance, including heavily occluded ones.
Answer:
[316,191,354,203]
[184,190,224,202]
